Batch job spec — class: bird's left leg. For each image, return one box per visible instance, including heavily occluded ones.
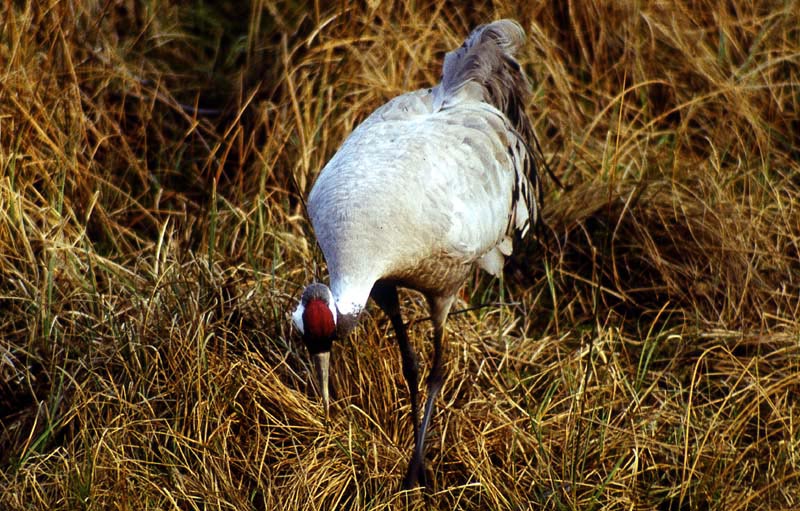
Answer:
[407,293,456,488]
[370,283,423,488]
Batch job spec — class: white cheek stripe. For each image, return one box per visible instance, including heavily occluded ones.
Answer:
[292,302,305,334]
[325,287,338,325]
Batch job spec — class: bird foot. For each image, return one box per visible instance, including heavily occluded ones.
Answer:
[402,460,428,490]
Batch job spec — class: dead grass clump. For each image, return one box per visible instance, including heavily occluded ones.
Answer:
[540,168,800,330]
[2,1,799,510]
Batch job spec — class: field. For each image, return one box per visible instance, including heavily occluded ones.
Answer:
[2,1,799,509]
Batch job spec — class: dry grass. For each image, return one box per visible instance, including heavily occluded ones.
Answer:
[2,1,799,509]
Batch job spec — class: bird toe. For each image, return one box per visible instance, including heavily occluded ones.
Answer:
[401,459,429,490]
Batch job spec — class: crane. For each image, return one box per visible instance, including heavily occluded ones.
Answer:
[292,19,543,489]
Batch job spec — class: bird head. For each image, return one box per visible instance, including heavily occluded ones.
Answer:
[292,283,337,416]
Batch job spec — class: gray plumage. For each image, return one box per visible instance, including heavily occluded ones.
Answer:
[436,19,534,143]
[293,19,543,489]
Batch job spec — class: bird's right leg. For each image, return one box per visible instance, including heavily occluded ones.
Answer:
[370,283,422,488]
[404,294,456,488]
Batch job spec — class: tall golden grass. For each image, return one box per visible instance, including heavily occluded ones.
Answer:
[1,1,799,509]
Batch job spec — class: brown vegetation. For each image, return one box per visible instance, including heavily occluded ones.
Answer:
[1,1,799,509]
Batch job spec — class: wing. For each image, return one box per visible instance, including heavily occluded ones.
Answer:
[308,89,537,281]
[415,100,537,276]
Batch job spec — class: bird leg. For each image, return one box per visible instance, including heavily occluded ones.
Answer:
[370,283,423,487]
[405,294,456,489]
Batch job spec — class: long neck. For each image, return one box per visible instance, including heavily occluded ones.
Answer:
[330,274,373,339]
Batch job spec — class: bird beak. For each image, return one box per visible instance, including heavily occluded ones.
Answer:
[312,351,331,417]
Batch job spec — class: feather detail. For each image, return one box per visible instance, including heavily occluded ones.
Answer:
[433,19,533,144]
[432,19,541,240]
